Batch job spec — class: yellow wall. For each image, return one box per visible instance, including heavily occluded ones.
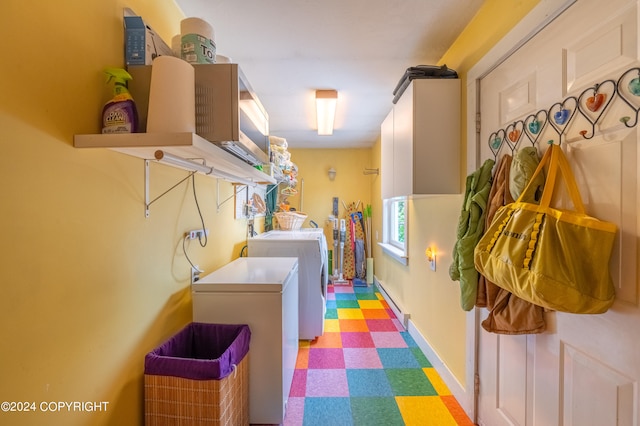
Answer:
[370,0,541,387]
[286,148,374,242]
[440,0,541,174]
[0,1,248,424]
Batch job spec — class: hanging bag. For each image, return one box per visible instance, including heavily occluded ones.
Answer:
[474,144,617,314]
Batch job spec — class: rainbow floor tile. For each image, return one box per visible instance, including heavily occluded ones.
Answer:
[281,283,474,426]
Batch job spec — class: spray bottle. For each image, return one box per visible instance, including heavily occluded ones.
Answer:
[102,68,139,134]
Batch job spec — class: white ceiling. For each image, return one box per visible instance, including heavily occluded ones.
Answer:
[174,0,483,149]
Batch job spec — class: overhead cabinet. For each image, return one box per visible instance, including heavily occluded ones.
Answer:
[381,79,461,198]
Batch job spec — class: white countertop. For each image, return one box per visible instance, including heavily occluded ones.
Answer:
[193,257,298,293]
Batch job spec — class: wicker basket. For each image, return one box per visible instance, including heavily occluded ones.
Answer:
[144,323,250,426]
[145,355,249,425]
[275,211,307,230]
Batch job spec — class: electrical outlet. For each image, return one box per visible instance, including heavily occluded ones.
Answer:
[191,266,201,283]
[429,255,436,271]
[187,229,209,240]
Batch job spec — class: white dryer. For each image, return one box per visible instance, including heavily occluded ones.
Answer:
[248,229,328,340]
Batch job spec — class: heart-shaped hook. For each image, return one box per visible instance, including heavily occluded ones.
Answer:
[548,97,578,144]
[554,109,570,125]
[628,77,640,96]
[577,80,615,139]
[528,120,541,134]
[617,67,640,128]
[523,110,547,147]
[490,136,501,149]
[586,93,606,112]
[488,129,506,159]
[504,121,524,152]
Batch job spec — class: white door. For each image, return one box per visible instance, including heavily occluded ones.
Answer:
[474,0,640,424]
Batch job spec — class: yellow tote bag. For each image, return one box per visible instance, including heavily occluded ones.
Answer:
[474,144,617,314]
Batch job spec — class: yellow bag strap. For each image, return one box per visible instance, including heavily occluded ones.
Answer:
[515,144,585,214]
[540,144,586,213]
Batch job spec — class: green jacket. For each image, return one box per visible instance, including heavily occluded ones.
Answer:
[449,158,495,311]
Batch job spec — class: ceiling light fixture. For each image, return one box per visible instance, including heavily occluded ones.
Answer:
[316,89,338,135]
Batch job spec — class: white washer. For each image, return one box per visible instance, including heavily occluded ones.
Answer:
[192,257,299,425]
[248,229,328,340]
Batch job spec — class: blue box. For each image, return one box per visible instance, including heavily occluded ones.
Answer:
[124,13,174,66]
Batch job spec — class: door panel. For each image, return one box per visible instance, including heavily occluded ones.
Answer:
[477,1,640,425]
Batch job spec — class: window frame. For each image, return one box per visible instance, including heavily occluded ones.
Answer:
[379,196,409,265]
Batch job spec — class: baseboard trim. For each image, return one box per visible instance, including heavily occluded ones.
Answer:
[407,319,472,419]
[374,276,410,329]
[373,275,473,419]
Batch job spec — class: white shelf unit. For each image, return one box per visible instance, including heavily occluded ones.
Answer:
[74,132,276,217]
[74,132,276,185]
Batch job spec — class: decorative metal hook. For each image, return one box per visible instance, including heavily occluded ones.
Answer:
[488,128,506,161]
[487,67,640,157]
[616,67,640,128]
[576,79,615,139]
[505,120,525,154]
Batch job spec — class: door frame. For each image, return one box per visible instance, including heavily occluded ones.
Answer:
[463,0,577,422]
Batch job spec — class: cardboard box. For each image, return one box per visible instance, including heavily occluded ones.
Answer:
[124,11,174,66]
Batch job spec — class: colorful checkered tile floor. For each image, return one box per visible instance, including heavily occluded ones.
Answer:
[281,283,474,426]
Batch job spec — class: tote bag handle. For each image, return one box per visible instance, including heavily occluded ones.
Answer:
[515,144,585,213]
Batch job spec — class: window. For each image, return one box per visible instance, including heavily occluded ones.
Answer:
[380,197,408,265]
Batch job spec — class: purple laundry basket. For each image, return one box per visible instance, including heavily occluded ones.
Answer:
[144,322,251,425]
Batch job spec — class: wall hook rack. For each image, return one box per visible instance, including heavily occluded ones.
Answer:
[487,66,640,155]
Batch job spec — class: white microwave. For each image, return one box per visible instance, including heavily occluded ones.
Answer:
[129,63,270,165]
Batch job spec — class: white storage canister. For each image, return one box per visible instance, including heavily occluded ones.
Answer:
[180,17,216,64]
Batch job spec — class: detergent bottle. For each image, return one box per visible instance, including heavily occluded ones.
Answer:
[102,68,139,134]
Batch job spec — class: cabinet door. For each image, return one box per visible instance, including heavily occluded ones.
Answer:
[393,85,414,196]
[380,108,394,199]
[413,79,461,194]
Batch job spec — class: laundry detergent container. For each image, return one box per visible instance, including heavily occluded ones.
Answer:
[144,322,251,425]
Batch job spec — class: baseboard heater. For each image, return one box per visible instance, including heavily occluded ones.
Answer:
[374,276,410,329]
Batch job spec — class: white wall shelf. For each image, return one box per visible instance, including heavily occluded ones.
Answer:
[74,132,276,217]
[74,132,276,186]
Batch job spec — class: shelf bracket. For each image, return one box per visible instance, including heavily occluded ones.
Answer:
[144,159,197,218]
[216,180,247,212]
[265,183,279,197]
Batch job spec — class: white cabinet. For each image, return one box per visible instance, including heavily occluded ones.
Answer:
[248,229,328,340]
[381,79,461,198]
[381,108,395,199]
[192,257,299,425]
